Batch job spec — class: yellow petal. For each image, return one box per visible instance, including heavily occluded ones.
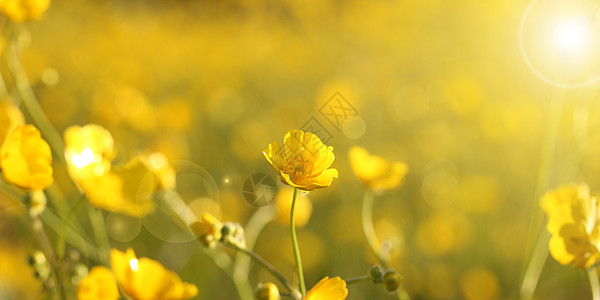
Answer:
[305,276,348,300]
[0,125,53,190]
[349,146,408,191]
[0,99,24,147]
[190,212,223,247]
[77,266,119,300]
[0,0,50,22]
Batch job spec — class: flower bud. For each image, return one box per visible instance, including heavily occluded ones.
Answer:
[256,282,280,300]
[221,222,246,248]
[369,265,384,283]
[383,270,403,292]
[189,213,223,248]
[25,190,47,216]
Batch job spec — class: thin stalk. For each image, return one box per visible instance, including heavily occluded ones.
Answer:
[290,188,306,296]
[88,206,110,265]
[590,268,600,300]
[229,244,299,300]
[31,214,64,299]
[345,275,371,285]
[56,195,86,260]
[362,189,387,268]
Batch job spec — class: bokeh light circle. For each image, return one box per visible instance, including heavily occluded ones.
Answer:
[342,116,367,139]
[106,209,143,242]
[519,0,600,88]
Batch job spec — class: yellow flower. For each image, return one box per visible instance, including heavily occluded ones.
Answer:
[256,282,280,300]
[348,146,408,191]
[0,99,24,147]
[274,187,313,228]
[80,156,156,217]
[264,130,338,191]
[64,124,116,180]
[305,276,348,300]
[77,266,119,300]
[189,212,223,248]
[145,152,176,191]
[540,183,600,268]
[0,125,53,190]
[110,248,198,300]
[0,0,50,22]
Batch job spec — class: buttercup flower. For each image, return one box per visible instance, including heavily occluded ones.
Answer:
[79,156,156,217]
[64,124,116,180]
[0,125,53,190]
[110,248,198,300]
[77,266,119,300]
[540,183,600,269]
[274,187,313,228]
[0,99,24,147]
[145,152,176,191]
[190,212,223,248]
[305,276,348,300]
[349,146,408,191]
[0,0,50,22]
[264,130,338,191]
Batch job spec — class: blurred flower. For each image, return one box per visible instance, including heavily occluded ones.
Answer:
[145,152,176,191]
[79,156,156,217]
[76,266,119,300]
[64,124,116,181]
[274,187,312,228]
[189,212,223,248]
[221,221,246,248]
[540,183,600,268]
[25,190,46,216]
[0,99,24,147]
[0,0,50,22]
[348,146,408,191]
[0,125,53,190]
[256,282,280,300]
[110,248,198,300]
[305,276,348,300]
[264,130,338,191]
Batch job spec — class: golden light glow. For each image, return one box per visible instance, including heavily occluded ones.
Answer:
[71,148,95,168]
[128,258,139,272]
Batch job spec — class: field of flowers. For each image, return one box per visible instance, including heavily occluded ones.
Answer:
[1,0,600,299]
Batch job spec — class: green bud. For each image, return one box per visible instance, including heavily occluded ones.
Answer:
[370,265,384,283]
[384,270,403,292]
[256,282,280,300]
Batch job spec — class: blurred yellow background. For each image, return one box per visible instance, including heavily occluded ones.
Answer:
[2,0,600,299]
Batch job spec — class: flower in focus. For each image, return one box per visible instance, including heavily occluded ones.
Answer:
[0,99,24,147]
[274,187,313,228]
[79,156,156,217]
[76,266,119,300]
[190,212,223,248]
[0,125,53,190]
[540,183,600,269]
[0,0,50,22]
[64,124,115,181]
[305,276,348,300]
[348,146,408,191]
[264,130,338,191]
[256,282,280,300]
[110,248,198,300]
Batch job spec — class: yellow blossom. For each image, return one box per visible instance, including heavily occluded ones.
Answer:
[110,248,198,300]
[79,156,156,217]
[145,152,176,191]
[64,124,116,180]
[77,266,119,300]
[540,183,600,269]
[0,99,24,147]
[348,146,408,191]
[264,130,338,191]
[0,0,50,22]
[274,187,312,228]
[0,125,53,190]
[305,276,348,300]
[189,212,223,248]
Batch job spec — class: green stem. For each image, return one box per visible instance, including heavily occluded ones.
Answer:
[88,206,110,265]
[229,244,299,299]
[56,195,86,260]
[519,74,566,300]
[290,188,306,296]
[345,275,371,285]
[362,189,387,269]
[589,268,600,300]
[31,214,64,299]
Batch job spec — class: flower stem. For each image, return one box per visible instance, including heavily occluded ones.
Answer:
[345,275,371,285]
[88,206,111,265]
[290,188,306,296]
[362,189,387,269]
[589,268,600,300]
[31,214,64,299]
